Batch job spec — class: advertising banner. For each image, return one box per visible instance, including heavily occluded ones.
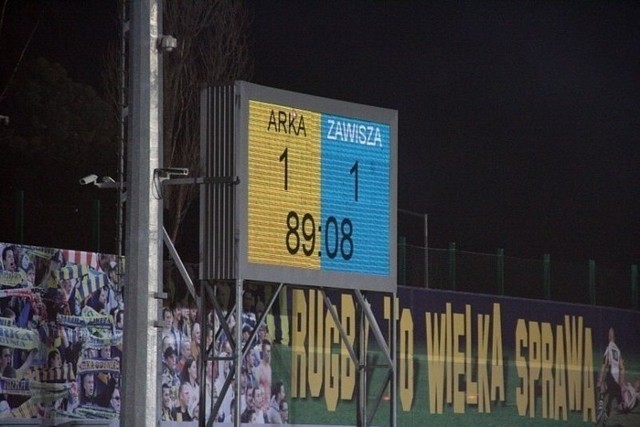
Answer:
[2,241,638,425]
[160,284,639,426]
[277,287,640,426]
[0,242,122,423]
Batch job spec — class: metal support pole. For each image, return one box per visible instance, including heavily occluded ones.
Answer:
[357,299,366,426]
[91,199,101,252]
[320,288,396,426]
[497,248,505,295]
[398,208,429,288]
[234,278,244,426]
[390,292,397,427]
[321,289,359,364]
[198,288,207,423]
[589,260,596,305]
[543,253,551,300]
[353,291,392,367]
[398,236,406,287]
[632,265,638,311]
[15,189,24,244]
[449,242,456,291]
[424,214,429,288]
[117,0,128,264]
[121,0,163,425]
[162,226,197,300]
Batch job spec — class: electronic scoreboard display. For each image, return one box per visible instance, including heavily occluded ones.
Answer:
[235,82,397,292]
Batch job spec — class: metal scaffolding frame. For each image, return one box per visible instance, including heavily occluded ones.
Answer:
[195,279,397,427]
[198,84,398,426]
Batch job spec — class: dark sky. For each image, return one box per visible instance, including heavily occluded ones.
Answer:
[3,1,639,267]
[249,1,640,266]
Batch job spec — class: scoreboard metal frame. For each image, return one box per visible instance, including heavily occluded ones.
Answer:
[235,81,397,292]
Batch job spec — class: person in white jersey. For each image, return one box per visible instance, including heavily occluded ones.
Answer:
[618,358,640,413]
[597,328,623,420]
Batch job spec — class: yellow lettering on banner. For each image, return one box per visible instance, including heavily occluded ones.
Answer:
[515,319,528,416]
[465,305,478,406]
[446,303,453,404]
[490,303,505,402]
[340,294,355,400]
[386,296,412,411]
[426,312,446,414]
[565,316,583,411]
[384,296,398,329]
[541,322,554,419]
[308,290,323,397]
[453,312,465,413]
[528,321,541,418]
[554,324,568,421]
[324,307,339,411]
[383,296,398,356]
[511,314,594,422]
[291,290,307,398]
[477,313,490,413]
[582,328,595,422]
[399,308,414,411]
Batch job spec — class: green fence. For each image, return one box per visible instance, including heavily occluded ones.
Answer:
[398,241,639,311]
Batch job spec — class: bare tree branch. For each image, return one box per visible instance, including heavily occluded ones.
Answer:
[101,0,252,249]
[0,0,8,35]
[163,0,252,245]
[0,3,42,103]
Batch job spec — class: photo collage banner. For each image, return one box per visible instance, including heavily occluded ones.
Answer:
[0,242,123,422]
[1,241,638,426]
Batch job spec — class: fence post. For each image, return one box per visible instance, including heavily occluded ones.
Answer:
[589,260,596,305]
[91,199,101,252]
[449,242,456,291]
[543,254,551,300]
[632,264,638,310]
[15,189,24,244]
[424,214,429,289]
[398,236,406,286]
[497,248,504,295]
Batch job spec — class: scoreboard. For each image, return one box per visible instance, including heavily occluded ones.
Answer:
[235,82,397,292]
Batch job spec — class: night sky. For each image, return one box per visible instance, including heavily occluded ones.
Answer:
[248,1,640,267]
[3,1,639,267]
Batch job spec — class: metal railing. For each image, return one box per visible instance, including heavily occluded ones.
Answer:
[398,242,639,310]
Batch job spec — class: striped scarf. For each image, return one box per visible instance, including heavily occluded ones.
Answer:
[0,324,39,350]
[26,362,75,382]
[75,269,109,306]
[60,250,99,270]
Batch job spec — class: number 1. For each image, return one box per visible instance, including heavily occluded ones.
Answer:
[350,161,358,201]
[280,148,288,190]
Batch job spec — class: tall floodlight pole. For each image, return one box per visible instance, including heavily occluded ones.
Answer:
[122,0,163,425]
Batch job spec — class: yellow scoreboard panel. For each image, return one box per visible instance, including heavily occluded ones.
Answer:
[248,100,321,269]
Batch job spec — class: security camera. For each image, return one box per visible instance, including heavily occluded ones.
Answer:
[79,174,98,185]
[158,35,177,52]
[0,115,8,126]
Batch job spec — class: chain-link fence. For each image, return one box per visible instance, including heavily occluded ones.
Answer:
[398,242,639,310]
